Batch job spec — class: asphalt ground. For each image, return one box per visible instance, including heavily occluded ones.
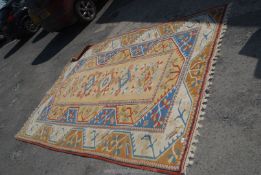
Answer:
[0,0,260,174]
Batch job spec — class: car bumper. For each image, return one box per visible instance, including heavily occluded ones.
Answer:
[29,4,76,32]
[43,15,77,32]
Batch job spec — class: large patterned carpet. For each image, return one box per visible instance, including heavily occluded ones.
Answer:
[16,5,229,175]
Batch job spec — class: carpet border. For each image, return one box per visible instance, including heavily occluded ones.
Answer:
[15,136,182,175]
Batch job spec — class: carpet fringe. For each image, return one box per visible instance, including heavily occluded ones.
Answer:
[183,3,231,174]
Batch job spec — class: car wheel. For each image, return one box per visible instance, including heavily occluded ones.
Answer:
[75,0,97,23]
[23,17,39,34]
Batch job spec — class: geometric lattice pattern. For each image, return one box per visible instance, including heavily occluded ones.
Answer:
[16,5,229,175]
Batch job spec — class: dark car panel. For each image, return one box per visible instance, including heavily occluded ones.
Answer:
[28,0,99,32]
[28,0,77,31]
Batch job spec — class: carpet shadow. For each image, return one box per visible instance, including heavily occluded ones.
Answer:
[232,10,261,79]
[239,29,261,79]
[97,0,261,79]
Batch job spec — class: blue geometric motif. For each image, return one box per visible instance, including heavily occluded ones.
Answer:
[66,59,87,78]
[65,108,78,124]
[172,29,198,59]
[119,69,131,89]
[98,50,118,65]
[130,45,144,57]
[134,87,176,129]
[37,98,54,121]
[88,108,116,126]
[38,105,52,121]
[130,40,158,58]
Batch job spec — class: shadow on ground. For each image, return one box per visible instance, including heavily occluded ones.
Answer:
[1,0,108,63]
[96,0,261,78]
[0,39,7,48]
[240,29,261,78]
[1,0,261,72]
[32,30,49,43]
[31,0,108,65]
[1,1,261,175]
[31,24,86,65]
[235,10,261,79]
[4,38,30,59]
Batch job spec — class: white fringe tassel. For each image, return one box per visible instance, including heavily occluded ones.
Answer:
[182,3,232,175]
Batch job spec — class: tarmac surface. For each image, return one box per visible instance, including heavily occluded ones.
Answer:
[0,0,260,174]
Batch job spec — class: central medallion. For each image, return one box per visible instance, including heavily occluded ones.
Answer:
[55,52,173,105]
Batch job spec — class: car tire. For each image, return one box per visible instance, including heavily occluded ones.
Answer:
[22,17,40,35]
[74,0,97,23]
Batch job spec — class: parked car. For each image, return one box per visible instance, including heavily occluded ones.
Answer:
[27,0,99,32]
[0,0,39,39]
